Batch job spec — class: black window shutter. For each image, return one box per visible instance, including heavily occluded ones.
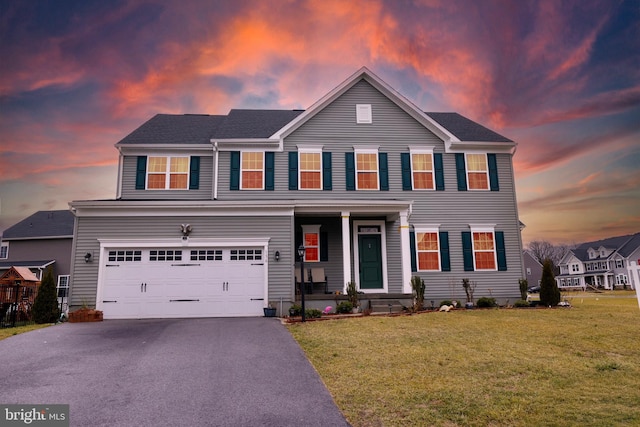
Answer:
[496,231,507,271]
[345,152,355,191]
[320,232,329,262]
[455,153,467,191]
[462,231,474,271]
[230,151,240,190]
[379,152,389,191]
[434,153,445,191]
[288,152,298,190]
[265,152,274,191]
[410,231,417,272]
[439,231,450,271]
[135,156,147,190]
[401,153,412,191]
[189,156,200,190]
[322,152,332,190]
[488,154,499,191]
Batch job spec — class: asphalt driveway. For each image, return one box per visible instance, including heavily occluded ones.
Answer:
[0,318,350,426]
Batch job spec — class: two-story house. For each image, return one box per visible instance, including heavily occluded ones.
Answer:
[69,67,524,318]
[556,233,640,290]
[1,210,74,307]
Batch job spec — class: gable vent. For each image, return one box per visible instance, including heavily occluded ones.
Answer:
[356,104,372,124]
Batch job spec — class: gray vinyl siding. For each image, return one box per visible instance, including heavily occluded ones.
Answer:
[120,155,213,200]
[70,215,292,308]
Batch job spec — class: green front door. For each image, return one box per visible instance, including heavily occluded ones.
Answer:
[359,234,383,289]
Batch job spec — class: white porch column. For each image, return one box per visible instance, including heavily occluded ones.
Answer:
[628,261,640,310]
[399,210,412,294]
[341,211,351,293]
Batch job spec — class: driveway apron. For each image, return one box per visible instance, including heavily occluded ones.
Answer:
[0,318,350,426]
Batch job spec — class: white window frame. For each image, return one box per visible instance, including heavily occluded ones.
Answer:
[301,225,321,263]
[240,151,265,190]
[0,242,8,259]
[465,153,490,191]
[414,225,441,272]
[470,224,497,271]
[57,275,70,298]
[615,259,624,269]
[147,156,190,190]
[298,147,323,190]
[409,147,435,191]
[354,147,379,190]
[356,104,372,124]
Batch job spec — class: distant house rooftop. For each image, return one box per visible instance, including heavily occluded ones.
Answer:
[1,210,74,240]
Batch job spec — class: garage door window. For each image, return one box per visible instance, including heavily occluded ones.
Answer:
[108,250,142,262]
[190,250,223,261]
[230,249,262,261]
[149,250,182,261]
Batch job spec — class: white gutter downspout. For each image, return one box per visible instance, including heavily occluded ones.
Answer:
[213,142,219,200]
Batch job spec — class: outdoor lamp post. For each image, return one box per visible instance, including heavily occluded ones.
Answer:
[297,245,306,322]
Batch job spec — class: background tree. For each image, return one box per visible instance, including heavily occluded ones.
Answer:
[527,240,569,269]
[32,268,60,323]
[539,259,561,307]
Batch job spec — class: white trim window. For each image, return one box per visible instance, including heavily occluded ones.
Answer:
[0,242,8,259]
[57,275,70,298]
[466,153,489,190]
[414,227,440,271]
[615,259,624,269]
[299,149,322,190]
[147,156,189,189]
[241,151,264,190]
[410,148,435,190]
[471,225,497,271]
[302,225,320,263]
[355,149,379,190]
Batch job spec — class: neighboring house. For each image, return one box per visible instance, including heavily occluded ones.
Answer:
[0,210,74,307]
[523,251,543,287]
[556,233,640,290]
[69,67,524,319]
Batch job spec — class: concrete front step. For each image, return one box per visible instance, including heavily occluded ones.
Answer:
[370,300,405,313]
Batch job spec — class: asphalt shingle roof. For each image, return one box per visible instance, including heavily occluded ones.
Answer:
[425,112,513,142]
[214,109,305,139]
[2,210,74,239]
[117,114,226,145]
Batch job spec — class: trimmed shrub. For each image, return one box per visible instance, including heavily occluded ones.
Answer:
[439,300,453,307]
[336,301,353,314]
[476,297,497,308]
[289,304,302,316]
[32,269,60,324]
[540,258,561,306]
[519,278,528,300]
[305,308,322,319]
[514,299,530,308]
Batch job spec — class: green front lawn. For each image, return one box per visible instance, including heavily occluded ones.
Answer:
[0,323,52,341]
[288,291,640,426]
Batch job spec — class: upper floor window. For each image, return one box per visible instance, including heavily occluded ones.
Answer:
[455,153,498,191]
[0,242,8,259]
[615,259,624,269]
[147,156,189,189]
[356,151,379,190]
[572,264,579,272]
[300,151,322,190]
[241,152,264,190]
[466,154,489,190]
[412,152,435,190]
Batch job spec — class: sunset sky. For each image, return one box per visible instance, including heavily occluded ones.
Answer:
[1,0,638,245]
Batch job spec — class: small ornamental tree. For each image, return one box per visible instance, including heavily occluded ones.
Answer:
[32,269,60,324]
[539,258,561,307]
[519,278,528,300]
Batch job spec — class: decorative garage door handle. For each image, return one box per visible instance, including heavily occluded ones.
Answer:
[170,299,200,302]
[103,300,117,303]
[251,263,264,266]
[222,281,229,291]
[140,283,147,292]
[250,298,264,301]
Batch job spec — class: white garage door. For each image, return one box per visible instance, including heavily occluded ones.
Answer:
[100,247,266,319]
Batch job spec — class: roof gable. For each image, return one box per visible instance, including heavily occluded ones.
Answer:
[0,266,39,283]
[2,210,74,240]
